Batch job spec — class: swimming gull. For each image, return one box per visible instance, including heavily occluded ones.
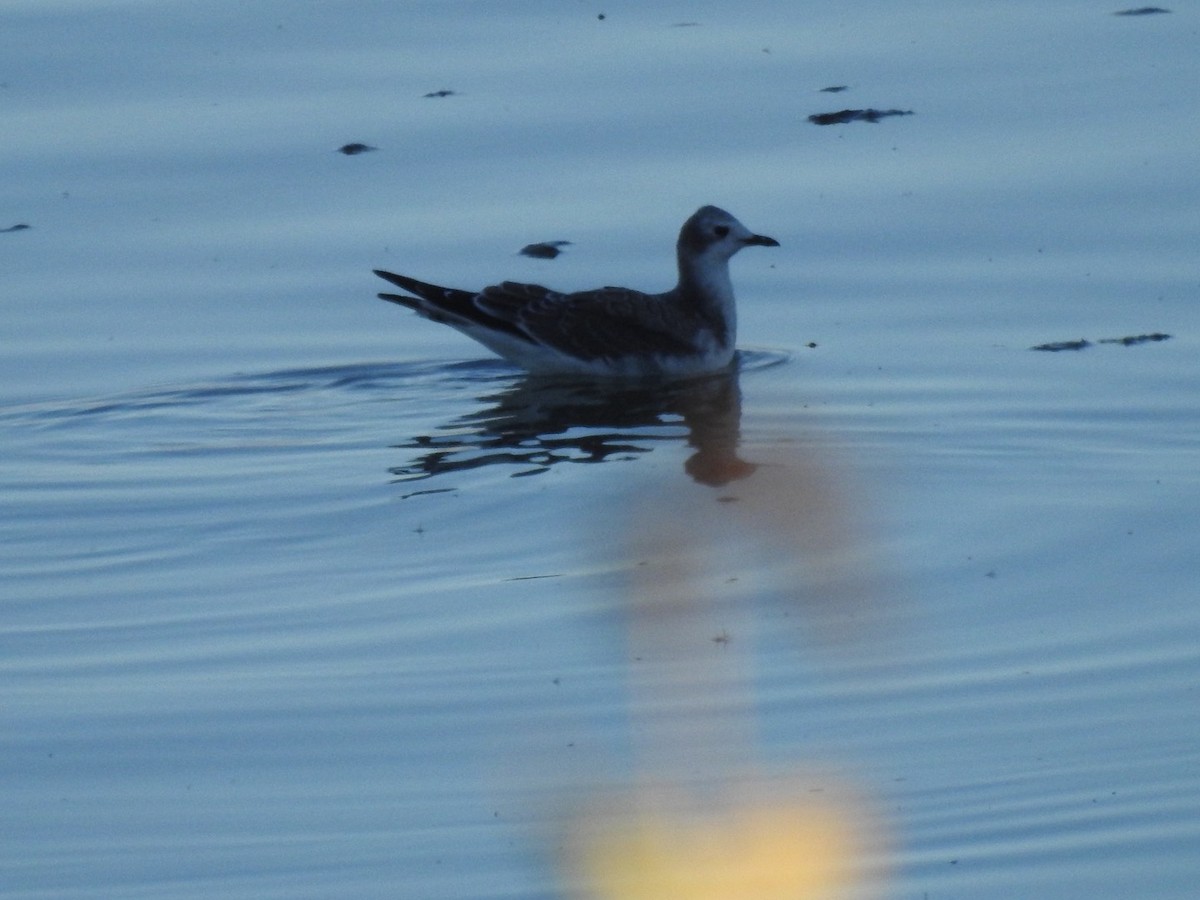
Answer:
[374,205,778,377]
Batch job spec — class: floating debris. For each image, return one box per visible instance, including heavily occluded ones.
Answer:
[1,223,31,233]
[819,85,850,93]
[520,240,572,260]
[808,108,913,125]
[337,143,377,155]
[1032,332,1170,351]
[1098,332,1171,346]
[1114,6,1171,15]
[1032,338,1091,352]
[423,89,456,98]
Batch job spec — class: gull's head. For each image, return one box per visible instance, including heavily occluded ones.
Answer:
[678,205,780,263]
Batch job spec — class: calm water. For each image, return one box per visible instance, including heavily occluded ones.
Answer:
[4,2,1199,898]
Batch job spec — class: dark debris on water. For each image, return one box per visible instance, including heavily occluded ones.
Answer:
[1031,332,1171,351]
[1113,6,1171,15]
[337,143,377,155]
[423,90,457,98]
[1,223,31,233]
[520,241,572,259]
[808,108,913,125]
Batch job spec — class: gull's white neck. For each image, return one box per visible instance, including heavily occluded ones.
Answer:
[677,252,737,348]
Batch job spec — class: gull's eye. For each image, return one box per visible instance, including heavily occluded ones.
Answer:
[713,225,730,238]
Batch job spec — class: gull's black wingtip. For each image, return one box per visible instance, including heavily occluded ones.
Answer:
[374,269,411,303]
[374,268,433,296]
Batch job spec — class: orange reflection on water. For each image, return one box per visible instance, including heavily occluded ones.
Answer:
[546,370,891,899]
[560,436,889,898]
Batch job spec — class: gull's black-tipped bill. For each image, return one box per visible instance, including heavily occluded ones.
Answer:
[373,205,778,377]
[742,234,780,248]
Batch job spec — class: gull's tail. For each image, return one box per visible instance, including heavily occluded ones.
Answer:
[374,269,481,321]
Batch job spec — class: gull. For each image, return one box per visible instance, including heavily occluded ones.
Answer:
[373,205,779,377]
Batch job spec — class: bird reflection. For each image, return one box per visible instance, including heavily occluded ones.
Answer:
[390,365,755,487]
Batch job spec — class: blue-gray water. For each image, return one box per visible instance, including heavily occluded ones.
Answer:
[4,3,1199,898]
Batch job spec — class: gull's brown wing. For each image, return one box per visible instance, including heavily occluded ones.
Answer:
[477,282,697,361]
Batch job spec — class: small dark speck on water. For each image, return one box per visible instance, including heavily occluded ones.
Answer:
[1114,6,1171,14]
[1,223,31,233]
[520,240,572,259]
[423,89,457,98]
[819,85,850,93]
[337,143,376,155]
[597,13,605,21]
[808,108,913,125]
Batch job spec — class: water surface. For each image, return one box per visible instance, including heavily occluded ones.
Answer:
[3,2,1199,898]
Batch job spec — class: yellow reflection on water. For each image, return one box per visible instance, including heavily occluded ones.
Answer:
[550,372,890,898]
[567,775,880,900]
